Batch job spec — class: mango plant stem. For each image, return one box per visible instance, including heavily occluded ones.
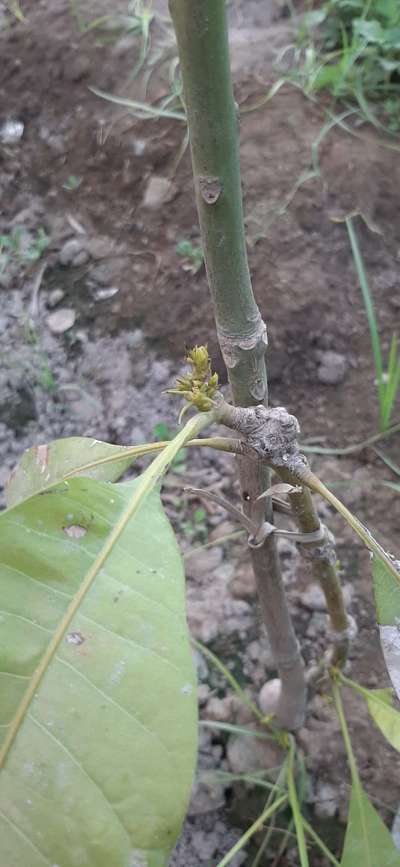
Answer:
[170,0,306,729]
[279,480,351,667]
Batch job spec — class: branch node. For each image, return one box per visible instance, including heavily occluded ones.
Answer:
[198,175,222,204]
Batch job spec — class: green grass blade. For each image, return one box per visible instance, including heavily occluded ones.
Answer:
[346,217,385,424]
[302,818,340,867]
[302,420,400,455]
[215,794,288,867]
[191,639,265,723]
[287,741,309,867]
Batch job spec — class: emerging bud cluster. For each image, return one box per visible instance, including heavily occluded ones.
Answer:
[167,345,219,412]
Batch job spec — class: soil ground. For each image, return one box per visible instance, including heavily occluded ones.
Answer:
[0,1,400,864]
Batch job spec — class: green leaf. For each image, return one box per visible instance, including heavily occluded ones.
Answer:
[0,476,197,866]
[5,437,137,507]
[372,554,400,700]
[365,688,400,753]
[341,782,400,867]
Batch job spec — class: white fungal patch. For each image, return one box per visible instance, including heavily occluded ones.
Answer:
[111,659,127,685]
[64,525,87,538]
[66,631,86,646]
[181,683,193,696]
[128,850,148,867]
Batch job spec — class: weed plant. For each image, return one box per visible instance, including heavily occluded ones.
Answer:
[299,0,400,131]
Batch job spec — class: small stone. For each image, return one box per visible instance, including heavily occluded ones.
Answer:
[142,176,176,210]
[86,236,115,260]
[46,288,65,308]
[299,582,353,612]
[258,678,281,716]
[247,639,275,670]
[0,120,24,144]
[185,546,223,581]
[227,731,284,775]
[128,328,145,349]
[130,426,146,444]
[192,648,209,681]
[58,238,89,267]
[91,286,119,301]
[197,684,210,705]
[152,359,171,385]
[46,308,76,334]
[317,350,347,385]
[187,778,225,816]
[306,612,328,638]
[209,520,236,542]
[0,465,10,489]
[230,565,256,599]
[0,371,36,429]
[191,829,218,861]
[314,780,340,819]
[205,696,233,722]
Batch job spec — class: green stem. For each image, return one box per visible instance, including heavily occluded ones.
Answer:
[215,794,288,867]
[302,818,341,867]
[279,479,351,667]
[332,681,359,784]
[169,0,267,405]
[346,217,385,428]
[191,638,264,724]
[170,0,306,731]
[287,740,309,867]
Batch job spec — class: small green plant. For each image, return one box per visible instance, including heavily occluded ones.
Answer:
[3,0,25,21]
[297,0,400,131]
[347,215,400,431]
[62,174,82,192]
[0,225,50,273]
[176,238,204,274]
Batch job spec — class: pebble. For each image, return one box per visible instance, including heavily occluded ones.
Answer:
[58,238,89,267]
[204,696,233,722]
[142,176,176,210]
[85,236,115,260]
[46,308,76,334]
[299,582,353,612]
[0,371,37,429]
[314,780,340,819]
[185,546,223,581]
[227,730,284,775]
[258,678,281,716]
[317,350,347,385]
[0,120,24,144]
[46,288,65,308]
[152,359,171,385]
[197,684,210,705]
[306,612,328,638]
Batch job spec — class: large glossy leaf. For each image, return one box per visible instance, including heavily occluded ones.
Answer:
[0,476,197,867]
[5,437,137,507]
[373,554,400,700]
[365,688,400,753]
[341,782,400,867]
